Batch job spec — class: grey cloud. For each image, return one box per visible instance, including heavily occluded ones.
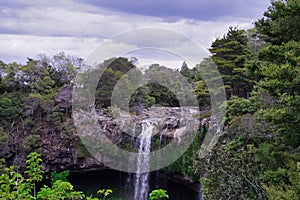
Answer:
[0,0,260,63]
[0,34,100,63]
[74,0,269,21]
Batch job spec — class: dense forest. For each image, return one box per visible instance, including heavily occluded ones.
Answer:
[0,0,299,199]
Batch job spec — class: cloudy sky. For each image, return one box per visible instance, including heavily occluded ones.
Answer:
[0,0,270,67]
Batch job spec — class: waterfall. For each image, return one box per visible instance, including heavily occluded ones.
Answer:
[134,120,153,200]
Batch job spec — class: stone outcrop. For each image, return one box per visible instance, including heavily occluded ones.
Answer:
[5,92,210,174]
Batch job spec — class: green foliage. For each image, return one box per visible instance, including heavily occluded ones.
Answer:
[0,158,6,174]
[255,0,300,45]
[256,42,300,146]
[0,166,32,200]
[199,1,300,199]
[209,26,252,98]
[25,152,44,183]
[50,170,70,186]
[25,152,44,198]
[262,159,300,200]
[262,97,299,148]
[0,54,80,162]
[23,134,41,153]
[143,94,156,107]
[0,127,9,157]
[37,180,84,200]
[0,152,115,200]
[40,52,80,87]
[262,184,299,200]
[180,62,198,83]
[149,189,169,200]
[167,130,203,180]
[95,57,136,109]
[145,83,179,107]
[225,95,259,124]
[257,42,300,97]
[200,117,269,199]
[193,79,210,108]
[143,65,184,107]
[0,94,22,125]
[97,189,113,200]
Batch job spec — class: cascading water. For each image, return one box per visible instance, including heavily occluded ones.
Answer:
[134,120,154,200]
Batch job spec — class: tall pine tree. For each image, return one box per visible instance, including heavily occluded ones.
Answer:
[209,27,252,99]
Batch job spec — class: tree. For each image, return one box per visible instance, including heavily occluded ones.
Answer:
[180,62,197,83]
[1,62,22,92]
[252,37,300,148]
[1,151,111,200]
[95,57,136,109]
[37,180,84,200]
[209,26,252,99]
[199,115,270,199]
[39,52,82,87]
[0,166,32,200]
[252,1,300,149]
[25,152,44,198]
[0,92,22,126]
[0,127,9,159]
[198,2,300,199]
[144,64,191,107]
[255,0,300,45]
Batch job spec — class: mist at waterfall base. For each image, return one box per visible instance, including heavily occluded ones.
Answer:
[68,169,200,200]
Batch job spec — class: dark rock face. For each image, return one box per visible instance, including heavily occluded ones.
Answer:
[166,172,201,193]
[131,92,147,116]
[5,105,209,175]
[6,120,105,173]
[40,131,105,172]
[55,84,73,109]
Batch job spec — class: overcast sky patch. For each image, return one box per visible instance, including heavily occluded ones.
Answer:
[0,0,270,64]
[74,0,269,21]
